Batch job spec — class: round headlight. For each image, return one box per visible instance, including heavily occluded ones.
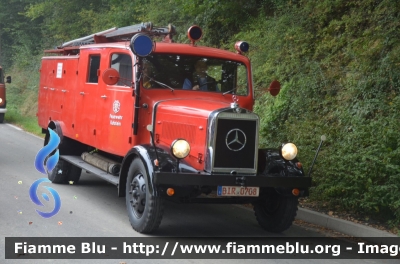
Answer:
[281,143,298,161]
[0,98,2,104]
[171,139,191,159]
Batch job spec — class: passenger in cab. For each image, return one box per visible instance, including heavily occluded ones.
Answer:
[183,60,219,91]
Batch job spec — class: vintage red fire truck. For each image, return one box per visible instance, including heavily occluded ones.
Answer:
[0,66,11,123]
[37,22,312,233]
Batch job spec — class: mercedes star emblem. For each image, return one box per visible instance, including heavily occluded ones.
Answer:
[226,129,247,151]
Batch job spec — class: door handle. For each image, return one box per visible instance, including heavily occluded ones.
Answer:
[100,95,107,99]
[80,92,85,95]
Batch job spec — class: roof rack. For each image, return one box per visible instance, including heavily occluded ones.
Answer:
[44,22,175,54]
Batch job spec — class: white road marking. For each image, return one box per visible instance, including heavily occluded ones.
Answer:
[6,123,23,131]
[5,123,44,140]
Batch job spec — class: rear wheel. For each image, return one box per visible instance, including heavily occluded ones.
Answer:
[253,189,298,233]
[67,163,82,184]
[126,158,164,233]
[48,160,82,184]
[48,160,69,183]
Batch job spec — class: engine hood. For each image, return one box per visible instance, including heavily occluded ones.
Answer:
[153,98,231,170]
[155,98,231,120]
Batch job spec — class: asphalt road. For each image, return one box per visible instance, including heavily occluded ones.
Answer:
[0,123,397,264]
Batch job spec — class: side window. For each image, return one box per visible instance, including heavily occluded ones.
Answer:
[111,53,133,86]
[88,55,100,83]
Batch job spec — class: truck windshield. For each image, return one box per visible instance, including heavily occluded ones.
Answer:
[142,54,248,95]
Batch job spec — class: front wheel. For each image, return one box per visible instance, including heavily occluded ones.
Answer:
[0,113,4,123]
[126,158,164,233]
[253,189,298,233]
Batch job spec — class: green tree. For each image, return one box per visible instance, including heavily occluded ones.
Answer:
[0,0,42,68]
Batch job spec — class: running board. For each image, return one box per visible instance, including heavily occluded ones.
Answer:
[60,155,119,186]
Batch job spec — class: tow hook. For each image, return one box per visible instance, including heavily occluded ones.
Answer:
[235,176,246,186]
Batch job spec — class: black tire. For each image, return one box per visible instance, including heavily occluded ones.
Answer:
[48,160,70,183]
[0,113,4,123]
[67,164,82,184]
[48,160,82,184]
[126,158,164,233]
[253,190,298,233]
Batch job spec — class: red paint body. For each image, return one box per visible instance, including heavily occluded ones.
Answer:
[0,66,5,108]
[38,41,254,170]
[0,65,9,122]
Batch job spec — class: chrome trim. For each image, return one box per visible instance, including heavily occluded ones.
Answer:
[151,100,167,144]
[204,107,230,173]
[205,109,259,174]
[0,108,7,113]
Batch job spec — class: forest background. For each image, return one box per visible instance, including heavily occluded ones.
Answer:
[0,0,399,232]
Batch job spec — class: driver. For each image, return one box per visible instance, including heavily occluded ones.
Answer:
[183,60,219,91]
[142,60,154,89]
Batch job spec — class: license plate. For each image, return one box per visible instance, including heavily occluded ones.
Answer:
[217,186,259,197]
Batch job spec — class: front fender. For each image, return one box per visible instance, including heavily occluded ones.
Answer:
[118,144,196,197]
[119,146,155,197]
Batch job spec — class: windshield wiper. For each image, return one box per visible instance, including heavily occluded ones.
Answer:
[222,88,237,95]
[144,74,174,91]
[152,78,174,91]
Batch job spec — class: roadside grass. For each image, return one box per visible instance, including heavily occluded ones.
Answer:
[4,67,43,138]
[4,108,43,137]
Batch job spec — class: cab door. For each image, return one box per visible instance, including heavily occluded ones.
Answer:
[95,50,134,156]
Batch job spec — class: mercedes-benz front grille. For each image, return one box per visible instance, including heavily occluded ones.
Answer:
[206,110,259,174]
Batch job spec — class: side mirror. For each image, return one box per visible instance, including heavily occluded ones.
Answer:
[6,76,11,84]
[102,68,120,85]
[267,80,280,96]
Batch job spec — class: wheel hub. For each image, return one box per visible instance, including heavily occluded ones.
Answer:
[129,173,146,217]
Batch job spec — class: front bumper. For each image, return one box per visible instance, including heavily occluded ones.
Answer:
[0,108,7,114]
[153,172,311,188]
